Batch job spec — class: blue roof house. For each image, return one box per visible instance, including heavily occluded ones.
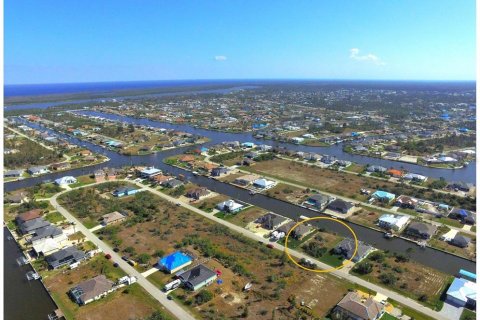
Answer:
[158,251,193,274]
[112,186,140,197]
[445,277,477,308]
[241,142,255,148]
[371,190,396,203]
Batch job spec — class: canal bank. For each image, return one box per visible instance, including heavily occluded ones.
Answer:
[3,227,58,320]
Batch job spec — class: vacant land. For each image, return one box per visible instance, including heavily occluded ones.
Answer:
[57,186,353,319]
[4,134,62,168]
[266,183,309,205]
[41,255,173,320]
[214,206,268,228]
[351,251,451,310]
[242,158,476,211]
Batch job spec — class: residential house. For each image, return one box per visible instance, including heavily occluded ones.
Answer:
[233,174,259,186]
[69,275,116,305]
[395,195,418,209]
[447,182,474,193]
[179,155,195,163]
[152,174,173,185]
[256,213,288,230]
[27,166,49,176]
[139,167,161,178]
[321,155,336,164]
[178,264,218,291]
[186,187,210,200]
[386,169,403,178]
[50,162,71,171]
[332,291,384,320]
[211,167,229,177]
[16,209,42,224]
[216,200,244,213]
[378,214,411,231]
[367,165,387,173]
[445,277,476,308]
[371,190,395,203]
[94,169,105,183]
[33,238,64,256]
[101,211,127,226]
[5,191,29,204]
[253,178,276,189]
[30,225,65,245]
[404,221,437,239]
[403,173,428,182]
[77,149,93,157]
[112,187,140,197]
[449,208,476,225]
[276,221,311,240]
[158,251,193,274]
[334,238,374,263]
[55,176,77,186]
[45,246,86,269]
[4,169,24,178]
[305,194,333,210]
[18,217,51,235]
[450,234,471,248]
[327,199,354,214]
[163,179,184,189]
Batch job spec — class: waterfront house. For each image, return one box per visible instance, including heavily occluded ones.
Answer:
[404,221,437,239]
[445,277,476,308]
[112,186,140,197]
[253,178,276,189]
[5,191,29,204]
[139,166,161,178]
[45,246,86,269]
[69,275,116,305]
[50,162,71,171]
[276,221,311,240]
[16,209,42,224]
[256,213,289,230]
[402,173,428,182]
[234,174,259,186]
[305,194,333,210]
[32,237,65,256]
[211,167,230,177]
[327,199,354,214]
[158,251,193,274]
[367,165,387,173]
[101,211,127,226]
[332,291,384,320]
[177,264,218,291]
[216,200,244,213]
[186,187,210,200]
[30,225,65,245]
[152,174,173,185]
[179,155,195,163]
[386,169,403,178]
[447,182,474,193]
[55,176,77,186]
[18,217,51,235]
[27,166,49,176]
[4,169,24,178]
[333,238,374,263]
[94,169,106,183]
[450,234,471,248]
[378,214,411,231]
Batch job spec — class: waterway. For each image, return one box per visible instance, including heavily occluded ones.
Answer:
[4,119,476,275]
[4,227,57,320]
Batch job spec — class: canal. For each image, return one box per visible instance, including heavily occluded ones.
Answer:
[3,227,57,320]
[4,119,476,275]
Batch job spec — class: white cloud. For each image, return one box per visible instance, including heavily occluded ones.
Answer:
[214,55,227,61]
[350,48,385,66]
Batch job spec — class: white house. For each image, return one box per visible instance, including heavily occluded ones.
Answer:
[55,176,77,186]
[216,200,244,213]
[378,214,411,231]
[291,137,304,144]
[253,178,276,189]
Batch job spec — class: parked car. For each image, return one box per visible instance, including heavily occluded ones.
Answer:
[266,244,274,249]
[105,254,112,259]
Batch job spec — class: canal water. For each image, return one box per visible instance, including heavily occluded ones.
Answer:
[4,119,476,275]
[3,227,57,320]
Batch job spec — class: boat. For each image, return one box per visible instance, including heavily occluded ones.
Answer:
[384,232,394,239]
[192,171,199,176]
[417,241,427,248]
[16,256,29,266]
[26,271,40,280]
[249,190,256,195]
[243,282,252,291]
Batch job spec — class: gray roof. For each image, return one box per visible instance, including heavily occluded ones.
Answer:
[257,213,288,230]
[451,234,471,247]
[406,221,437,237]
[178,264,217,288]
[334,238,373,262]
[45,246,86,269]
[327,199,354,212]
[164,179,183,188]
[19,217,51,234]
[308,194,331,204]
[70,275,114,304]
[30,225,63,243]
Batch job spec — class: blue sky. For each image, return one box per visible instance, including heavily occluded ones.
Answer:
[5,0,476,84]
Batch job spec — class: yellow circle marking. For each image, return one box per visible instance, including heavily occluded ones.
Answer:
[284,216,358,273]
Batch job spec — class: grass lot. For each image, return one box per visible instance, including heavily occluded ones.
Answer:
[347,207,384,230]
[344,163,366,173]
[59,186,352,319]
[192,194,229,212]
[351,252,451,311]
[241,158,476,211]
[387,299,436,320]
[44,211,66,224]
[214,206,268,227]
[380,313,398,320]
[69,175,96,188]
[265,183,309,205]
[42,256,173,320]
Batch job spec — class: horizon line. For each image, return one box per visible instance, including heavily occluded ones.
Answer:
[5,77,477,86]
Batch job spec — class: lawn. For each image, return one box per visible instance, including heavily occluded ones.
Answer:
[44,211,66,224]
[460,308,476,320]
[214,206,268,227]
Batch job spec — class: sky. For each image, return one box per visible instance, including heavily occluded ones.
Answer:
[5,0,476,84]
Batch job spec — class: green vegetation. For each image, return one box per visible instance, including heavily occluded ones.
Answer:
[4,135,63,168]
[209,151,245,164]
[460,308,476,320]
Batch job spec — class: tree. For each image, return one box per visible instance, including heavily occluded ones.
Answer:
[195,290,213,305]
[128,123,135,133]
[137,253,151,264]
[379,272,397,285]
[353,261,373,275]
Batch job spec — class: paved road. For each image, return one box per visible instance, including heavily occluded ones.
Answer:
[50,188,195,320]
[131,181,451,320]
